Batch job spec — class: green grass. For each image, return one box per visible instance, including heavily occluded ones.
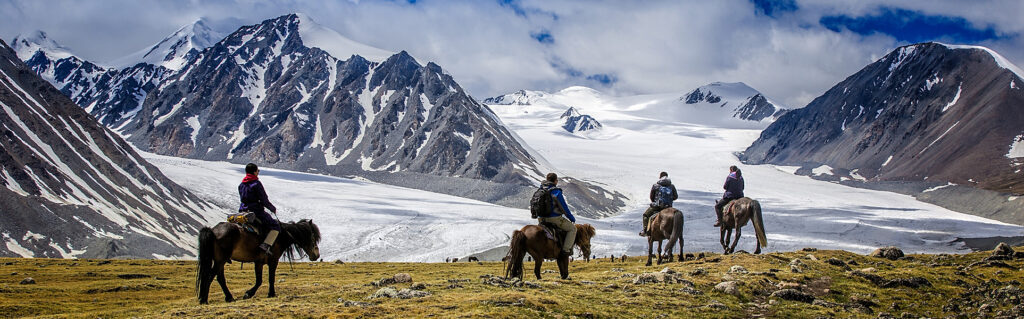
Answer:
[1,247,1022,318]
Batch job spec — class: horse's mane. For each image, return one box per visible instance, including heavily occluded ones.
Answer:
[575,223,596,240]
[280,219,321,262]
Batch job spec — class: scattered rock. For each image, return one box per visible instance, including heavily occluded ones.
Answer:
[117,274,150,279]
[580,280,596,285]
[714,281,740,296]
[805,254,818,261]
[770,289,815,303]
[393,273,413,283]
[706,300,728,310]
[20,277,35,285]
[776,281,800,290]
[524,281,542,289]
[802,247,818,252]
[824,258,846,267]
[481,274,511,288]
[660,267,676,274]
[634,272,667,284]
[880,277,931,289]
[396,288,431,299]
[679,286,704,295]
[610,268,624,272]
[849,269,883,285]
[604,283,619,290]
[690,268,707,276]
[968,260,1018,270]
[790,259,805,273]
[337,298,374,307]
[96,260,111,266]
[334,259,345,264]
[369,287,398,299]
[729,265,748,274]
[847,259,859,266]
[10,272,17,276]
[370,277,397,287]
[992,242,1014,257]
[869,247,904,261]
[410,283,427,290]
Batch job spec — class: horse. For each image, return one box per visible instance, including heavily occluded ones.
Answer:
[646,207,684,266]
[718,197,767,254]
[504,223,596,280]
[195,219,321,304]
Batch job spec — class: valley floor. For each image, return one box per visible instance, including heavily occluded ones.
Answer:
[1,246,1023,318]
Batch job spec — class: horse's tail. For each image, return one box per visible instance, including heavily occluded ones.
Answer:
[751,200,767,248]
[195,226,215,302]
[669,209,684,253]
[504,230,527,280]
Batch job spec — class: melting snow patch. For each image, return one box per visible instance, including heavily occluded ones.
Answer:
[942,83,961,112]
[882,155,894,167]
[1007,135,1024,158]
[923,183,954,193]
[924,74,941,91]
[774,165,800,175]
[186,115,200,144]
[1012,80,1018,90]
[812,165,833,176]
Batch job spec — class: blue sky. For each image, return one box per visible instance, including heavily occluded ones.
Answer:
[1,0,1021,107]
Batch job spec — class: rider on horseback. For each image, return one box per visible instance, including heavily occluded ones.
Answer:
[640,172,677,237]
[238,163,281,255]
[537,173,577,259]
[714,165,744,227]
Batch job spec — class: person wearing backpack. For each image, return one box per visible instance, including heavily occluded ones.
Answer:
[239,163,281,255]
[714,165,744,227]
[640,172,678,237]
[532,172,577,259]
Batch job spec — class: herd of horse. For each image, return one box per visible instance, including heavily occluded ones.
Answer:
[194,197,766,304]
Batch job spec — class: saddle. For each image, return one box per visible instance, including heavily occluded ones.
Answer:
[227,212,263,235]
[539,222,567,246]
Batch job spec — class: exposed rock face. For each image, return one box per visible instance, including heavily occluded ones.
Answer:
[869,246,905,260]
[0,39,217,258]
[681,82,787,122]
[742,42,1024,194]
[560,107,602,133]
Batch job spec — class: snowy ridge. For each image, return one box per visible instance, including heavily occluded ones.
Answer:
[10,31,75,61]
[295,13,393,63]
[110,18,224,71]
[939,42,1024,79]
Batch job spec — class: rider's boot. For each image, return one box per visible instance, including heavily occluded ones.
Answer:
[259,230,279,255]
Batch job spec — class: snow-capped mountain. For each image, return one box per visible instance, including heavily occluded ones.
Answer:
[12,30,170,128]
[0,39,219,259]
[482,89,549,105]
[680,82,787,122]
[742,42,1024,196]
[110,18,224,71]
[100,14,624,217]
[560,107,602,133]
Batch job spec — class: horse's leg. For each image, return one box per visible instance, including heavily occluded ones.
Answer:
[267,259,278,298]
[214,261,233,302]
[646,237,654,266]
[531,253,542,280]
[720,227,728,253]
[557,254,569,280]
[244,261,264,299]
[656,240,664,265]
[729,226,742,254]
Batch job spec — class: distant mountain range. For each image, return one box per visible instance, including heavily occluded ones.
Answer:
[10,13,628,217]
[0,39,219,258]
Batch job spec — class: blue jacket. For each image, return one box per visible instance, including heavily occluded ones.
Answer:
[539,181,576,223]
[723,172,744,199]
[239,178,277,214]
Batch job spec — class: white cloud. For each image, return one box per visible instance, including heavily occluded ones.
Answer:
[0,0,1020,108]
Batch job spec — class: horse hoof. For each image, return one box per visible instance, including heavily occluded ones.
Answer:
[645,262,652,267]
[199,300,208,305]
[243,293,254,300]
[267,293,276,298]
[225,297,235,303]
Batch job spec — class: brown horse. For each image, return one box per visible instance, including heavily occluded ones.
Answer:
[646,207,684,266]
[195,219,321,304]
[718,197,767,254]
[504,223,595,280]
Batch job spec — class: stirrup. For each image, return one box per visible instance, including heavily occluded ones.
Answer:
[259,243,272,255]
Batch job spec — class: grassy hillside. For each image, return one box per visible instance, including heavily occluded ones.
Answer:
[1,246,1022,318]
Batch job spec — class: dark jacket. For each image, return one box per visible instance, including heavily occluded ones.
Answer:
[723,172,744,199]
[239,178,277,214]
[539,181,576,223]
[649,177,678,207]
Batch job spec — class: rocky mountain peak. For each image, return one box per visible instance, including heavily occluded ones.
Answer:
[10,30,75,61]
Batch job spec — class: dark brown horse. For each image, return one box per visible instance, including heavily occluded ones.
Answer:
[195,219,321,304]
[718,197,767,254]
[504,223,595,280]
[646,207,684,266]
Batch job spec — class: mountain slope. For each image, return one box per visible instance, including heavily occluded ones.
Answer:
[110,18,224,71]
[742,42,1024,195]
[0,39,218,259]
[677,82,786,122]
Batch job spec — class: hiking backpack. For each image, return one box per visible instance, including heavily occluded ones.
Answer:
[654,185,674,207]
[529,187,553,219]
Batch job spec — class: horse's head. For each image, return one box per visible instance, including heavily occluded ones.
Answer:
[575,223,596,259]
[291,219,321,261]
